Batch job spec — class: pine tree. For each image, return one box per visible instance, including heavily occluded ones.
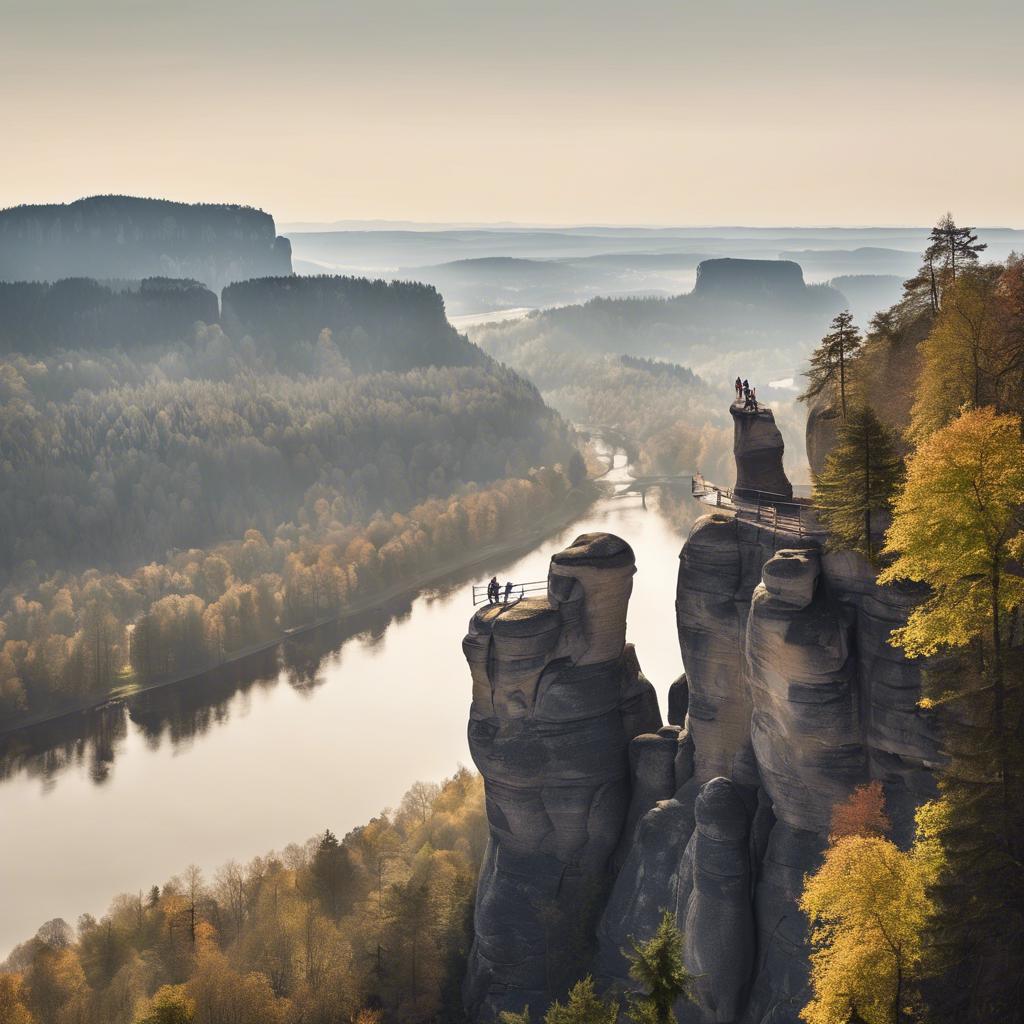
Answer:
[813,406,904,562]
[929,212,986,288]
[544,977,618,1024]
[800,311,864,421]
[625,911,691,1024]
[310,829,354,920]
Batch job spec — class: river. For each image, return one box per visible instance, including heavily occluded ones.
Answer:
[0,450,695,957]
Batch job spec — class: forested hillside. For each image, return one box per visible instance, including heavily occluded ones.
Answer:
[797,218,1024,1022]
[476,264,843,364]
[0,279,218,353]
[221,276,484,373]
[469,258,846,488]
[0,281,584,725]
[0,770,487,1024]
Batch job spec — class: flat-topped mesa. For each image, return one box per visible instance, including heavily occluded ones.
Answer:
[731,404,793,500]
[463,533,661,1020]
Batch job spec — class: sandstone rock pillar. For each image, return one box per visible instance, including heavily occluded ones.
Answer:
[731,405,793,500]
[463,533,661,1019]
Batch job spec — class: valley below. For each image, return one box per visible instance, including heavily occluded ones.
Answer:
[0,447,695,958]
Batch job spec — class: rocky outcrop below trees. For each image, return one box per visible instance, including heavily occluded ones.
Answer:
[803,390,840,480]
[464,408,940,1023]
[0,195,292,292]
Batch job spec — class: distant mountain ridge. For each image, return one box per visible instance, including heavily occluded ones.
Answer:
[0,195,292,292]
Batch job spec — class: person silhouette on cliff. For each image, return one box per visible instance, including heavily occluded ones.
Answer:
[504,580,514,604]
[734,376,743,400]
[487,576,499,603]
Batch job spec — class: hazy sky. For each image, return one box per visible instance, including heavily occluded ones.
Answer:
[3,0,1022,225]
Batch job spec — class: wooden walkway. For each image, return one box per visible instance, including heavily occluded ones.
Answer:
[691,474,825,543]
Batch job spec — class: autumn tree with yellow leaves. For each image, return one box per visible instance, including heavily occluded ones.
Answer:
[881,406,1024,798]
[880,405,1024,1022]
[908,262,1024,441]
[800,785,935,1024]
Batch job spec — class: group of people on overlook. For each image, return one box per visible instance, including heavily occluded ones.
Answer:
[486,576,522,605]
[734,376,760,412]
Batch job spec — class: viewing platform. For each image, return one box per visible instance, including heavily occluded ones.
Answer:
[470,579,548,607]
[692,474,821,540]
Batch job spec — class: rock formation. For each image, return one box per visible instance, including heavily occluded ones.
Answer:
[464,402,941,1024]
[803,390,839,480]
[596,410,939,1023]
[731,406,793,500]
[0,195,292,292]
[463,533,661,1019]
[692,259,807,300]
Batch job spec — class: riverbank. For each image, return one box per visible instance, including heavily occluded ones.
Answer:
[0,480,602,740]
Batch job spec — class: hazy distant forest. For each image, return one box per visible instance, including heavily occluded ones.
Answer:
[468,262,846,484]
[0,274,584,723]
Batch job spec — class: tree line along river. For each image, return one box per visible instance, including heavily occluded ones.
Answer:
[0,447,694,957]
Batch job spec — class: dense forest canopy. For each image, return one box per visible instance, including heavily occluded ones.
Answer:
[0,279,218,353]
[0,273,585,724]
[220,275,484,373]
[0,770,488,1024]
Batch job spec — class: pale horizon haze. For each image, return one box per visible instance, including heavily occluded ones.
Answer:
[3,0,1022,226]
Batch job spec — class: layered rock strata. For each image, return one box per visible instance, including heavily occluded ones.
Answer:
[463,533,661,1019]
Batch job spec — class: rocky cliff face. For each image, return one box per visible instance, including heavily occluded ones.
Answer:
[463,534,662,1019]
[464,407,940,1023]
[0,195,292,292]
[732,406,793,500]
[803,390,839,480]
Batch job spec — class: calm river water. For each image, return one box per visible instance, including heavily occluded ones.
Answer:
[0,451,695,956]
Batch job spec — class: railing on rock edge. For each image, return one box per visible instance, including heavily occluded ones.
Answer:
[691,475,821,542]
[470,579,549,607]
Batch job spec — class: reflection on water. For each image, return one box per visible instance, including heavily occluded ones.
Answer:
[0,449,698,956]
[0,589,474,789]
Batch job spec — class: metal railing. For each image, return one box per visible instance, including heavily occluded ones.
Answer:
[471,579,548,607]
[691,474,734,508]
[692,475,823,542]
